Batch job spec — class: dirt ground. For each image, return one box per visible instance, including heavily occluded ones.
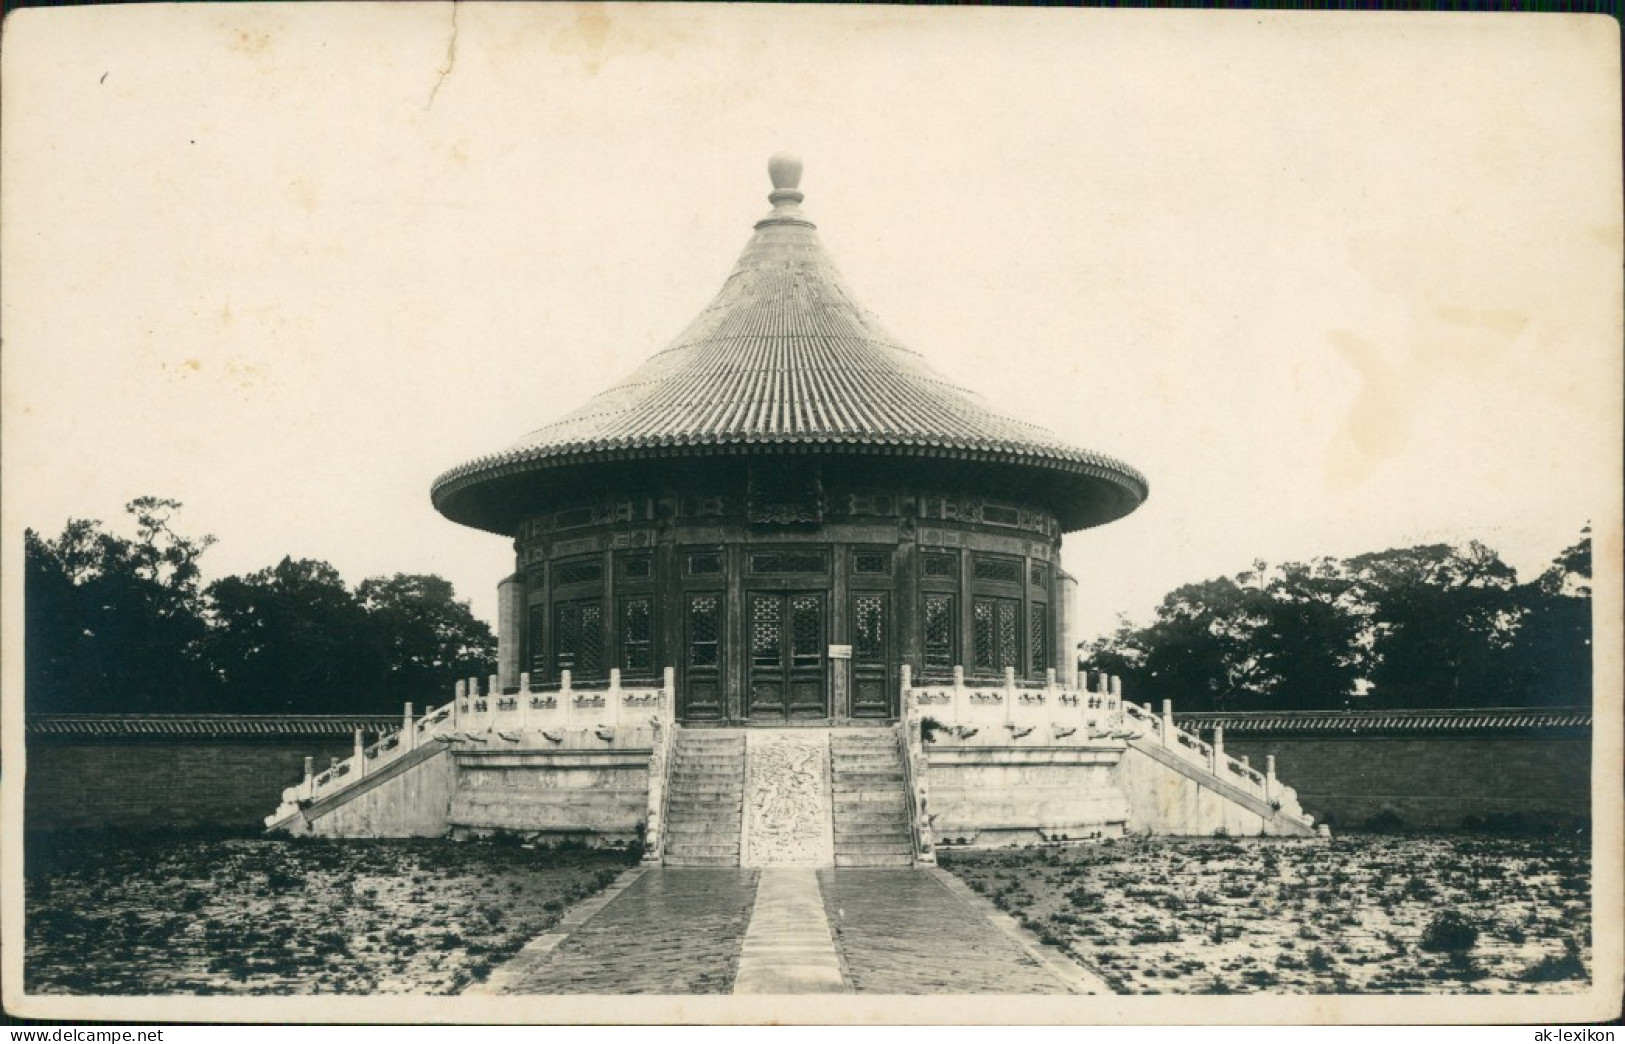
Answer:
[940,833,1592,994]
[24,832,637,995]
[25,830,1592,997]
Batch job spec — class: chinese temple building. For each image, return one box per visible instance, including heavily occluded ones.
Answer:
[266,158,1318,857]
[430,155,1145,721]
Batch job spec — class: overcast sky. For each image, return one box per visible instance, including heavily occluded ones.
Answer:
[4,5,1620,645]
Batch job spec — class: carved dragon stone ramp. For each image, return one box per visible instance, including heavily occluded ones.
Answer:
[740,730,835,868]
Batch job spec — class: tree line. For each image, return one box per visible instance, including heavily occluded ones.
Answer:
[1079,533,1591,712]
[24,497,496,715]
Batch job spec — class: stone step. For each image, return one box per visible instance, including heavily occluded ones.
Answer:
[834,826,910,841]
[666,808,741,820]
[677,738,746,749]
[665,826,743,840]
[665,842,740,857]
[834,819,909,833]
[666,805,741,818]
[665,853,741,868]
[672,757,745,769]
[831,773,904,785]
[832,791,907,806]
[834,852,914,867]
[668,779,744,792]
[830,761,901,774]
[836,843,912,855]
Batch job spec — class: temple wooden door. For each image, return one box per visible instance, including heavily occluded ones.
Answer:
[746,591,828,721]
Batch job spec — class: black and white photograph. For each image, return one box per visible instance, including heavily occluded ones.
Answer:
[2,2,1620,1027]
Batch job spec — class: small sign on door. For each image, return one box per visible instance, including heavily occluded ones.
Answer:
[827,644,853,660]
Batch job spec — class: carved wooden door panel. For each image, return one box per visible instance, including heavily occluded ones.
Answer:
[849,592,891,718]
[747,592,827,721]
[682,593,725,721]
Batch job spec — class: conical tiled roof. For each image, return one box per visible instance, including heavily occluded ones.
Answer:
[432,157,1146,534]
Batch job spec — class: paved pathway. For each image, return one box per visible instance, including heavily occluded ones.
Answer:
[474,868,759,994]
[819,869,1093,994]
[732,870,847,993]
[472,866,1103,995]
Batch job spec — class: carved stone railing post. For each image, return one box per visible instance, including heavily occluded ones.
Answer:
[402,703,415,751]
[1161,699,1175,748]
[353,728,367,779]
[899,669,936,867]
[452,680,464,728]
[518,676,531,731]
[643,721,674,865]
[951,665,966,724]
[1212,726,1225,774]
[1003,667,1016,724]
[609,668,623,726]
[1265,754,1277,802]
[301,756,315,799]
[641,666,679,865]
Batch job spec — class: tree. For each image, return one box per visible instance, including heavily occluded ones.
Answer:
[1080,537,1588,712]
[1345,542,1521,707]
[1502,528,1592,706]
[24,499,219,712]
[355,573,496,708]
[205,557,380,713]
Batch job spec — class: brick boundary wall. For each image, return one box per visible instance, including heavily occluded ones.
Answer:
[1174,708,1591,831]
[24,716,398,833]
[22,709,1593,833]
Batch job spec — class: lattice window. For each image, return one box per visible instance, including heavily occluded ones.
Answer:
[527,563,545,588]
[974,597,1020,672]
[853,594,885,663]
[790,595,822,666]
[579,602,604,677]
[1030,602,1048,677]
[688,595,720,668]
[554,598,603,677]
[622,556,652,581]
[750,550,828,574]
[527,605,547,674]
[924,594,954,670]
[973,599,995,670]
[973,555,1022,585]
[922,553,957,579]
[852,551,891,575]
[621,597,653,674]
[751,596,782,668]
[998,601,1018,673]
[555,557,603,587]
[1030,563,1048,589]
[688,553,722,575]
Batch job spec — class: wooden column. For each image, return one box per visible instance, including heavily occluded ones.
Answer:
[831,541,849,723]
[896,517,920,720]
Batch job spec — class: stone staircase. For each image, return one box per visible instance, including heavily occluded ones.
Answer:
[663,729,747,867]
[829,730,914,867]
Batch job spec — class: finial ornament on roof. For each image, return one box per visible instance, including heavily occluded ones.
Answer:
[768,153,804,205]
